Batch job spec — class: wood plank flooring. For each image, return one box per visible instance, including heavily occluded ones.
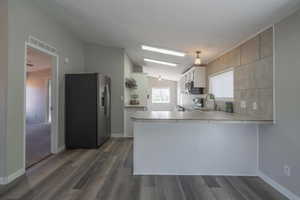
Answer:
[0,138,288,200]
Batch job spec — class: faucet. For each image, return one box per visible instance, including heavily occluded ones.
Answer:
[177,105,186,112]
[205,93,217,110]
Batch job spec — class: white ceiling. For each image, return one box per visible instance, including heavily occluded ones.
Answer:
[36,0,300,80]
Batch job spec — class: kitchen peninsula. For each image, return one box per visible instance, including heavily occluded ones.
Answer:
[132,111,273,176]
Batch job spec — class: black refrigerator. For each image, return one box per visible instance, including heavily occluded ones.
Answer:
[65,73,111,149]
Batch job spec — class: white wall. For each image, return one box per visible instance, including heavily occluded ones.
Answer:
[148,77,178,111]
[3,0,85,177]
[0,0,8,181]
[259,9,300,198]
[84,44,125,135]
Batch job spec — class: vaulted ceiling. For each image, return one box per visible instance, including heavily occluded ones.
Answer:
[36,0,300,80]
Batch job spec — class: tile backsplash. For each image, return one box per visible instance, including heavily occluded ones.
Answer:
[206,27,273,120]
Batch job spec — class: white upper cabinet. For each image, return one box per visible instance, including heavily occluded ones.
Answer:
[192,67,206,88]
[182,66,206,88]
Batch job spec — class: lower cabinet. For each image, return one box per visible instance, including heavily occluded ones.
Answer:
[124,106,147,137]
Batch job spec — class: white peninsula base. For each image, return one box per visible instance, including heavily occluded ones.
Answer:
[134,121,259,176]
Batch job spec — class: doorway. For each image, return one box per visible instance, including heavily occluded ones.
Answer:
[24,43,59,168]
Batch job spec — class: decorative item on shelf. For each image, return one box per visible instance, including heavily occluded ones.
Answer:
[225,102,234,113]
[130,94,140,105]
[205,93,217,110]
[194,51,202,65]
[125,78,137,89]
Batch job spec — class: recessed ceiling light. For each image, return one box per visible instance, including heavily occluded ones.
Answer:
[144,58,177,67]
[142,45,185,57]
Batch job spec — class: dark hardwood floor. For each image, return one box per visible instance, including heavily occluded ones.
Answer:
[0,138,287,200]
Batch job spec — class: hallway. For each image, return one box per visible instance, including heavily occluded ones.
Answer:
[26,123,51,168]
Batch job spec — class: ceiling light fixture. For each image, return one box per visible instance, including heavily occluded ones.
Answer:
[158,75,163,81]
[195,51,202,65]
[142,45,185,57]
[144,58,177,67]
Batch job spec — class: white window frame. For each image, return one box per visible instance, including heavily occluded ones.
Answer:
[151,88,171,104]
[209,68,234,101]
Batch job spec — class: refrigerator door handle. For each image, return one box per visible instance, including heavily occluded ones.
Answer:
[104,84,110,117]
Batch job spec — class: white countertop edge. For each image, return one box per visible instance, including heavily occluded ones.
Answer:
[132,119,274,124]
[124,105,147,108]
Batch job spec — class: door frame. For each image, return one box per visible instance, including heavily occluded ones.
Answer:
[23,41,60,169]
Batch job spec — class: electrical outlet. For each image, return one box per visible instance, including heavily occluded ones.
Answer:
[284,165,291,177]
[253,102,257,110]
[240,101,246,109]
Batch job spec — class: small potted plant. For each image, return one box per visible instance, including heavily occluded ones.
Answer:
[125,78,137,89]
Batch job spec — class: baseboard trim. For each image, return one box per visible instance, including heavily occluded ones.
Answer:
[111,133,124,138]
[0,168,25,185]
[258,170,300,200]
[56,145,66,154]
[0,177,6,185]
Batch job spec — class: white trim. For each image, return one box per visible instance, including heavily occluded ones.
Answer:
[28,36,57,55]
[111,133,124,138]
[207,25,274,64]
[272,24,277,123]
[258,170,300,200]
[257,125,260,172]
[56,145,66,154]
[0,168,25,185]
[24,40,60,170]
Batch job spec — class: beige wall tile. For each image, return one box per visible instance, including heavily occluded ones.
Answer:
[255,57,273,89]
[206,28,273,120]
[241,36,260,65]
[222,47,241,68]
[260,27,273,58]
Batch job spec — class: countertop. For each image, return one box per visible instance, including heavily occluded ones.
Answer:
[131,111,274,124]
[124,105,147,108]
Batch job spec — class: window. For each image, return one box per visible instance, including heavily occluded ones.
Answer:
[152,88,170,104]
[209,69,234,100]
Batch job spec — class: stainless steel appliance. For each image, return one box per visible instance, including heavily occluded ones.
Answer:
[65,73,111,149]
[193,97,204,109]
[185,81,204,94]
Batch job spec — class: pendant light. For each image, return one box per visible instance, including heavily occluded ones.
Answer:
[195,51,202,65]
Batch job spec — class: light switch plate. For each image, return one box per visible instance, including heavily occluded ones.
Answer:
[253,102,257,110]
[284,165,291,177]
